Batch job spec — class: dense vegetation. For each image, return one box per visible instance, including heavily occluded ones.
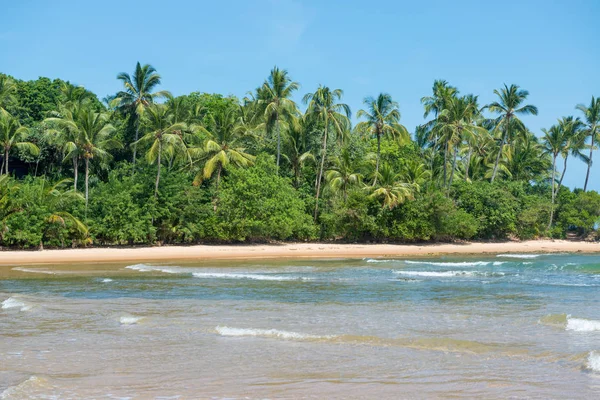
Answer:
[0,65,599,248]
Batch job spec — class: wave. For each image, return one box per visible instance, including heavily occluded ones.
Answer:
[566,317,600,332]
[497,254,540,259]
[101,278,113,283]
[11,267,56,275]
[1,297,32,312]
[215,326,333,340]
[120,315,143,325]
[365,259,395,263]
[192,272,312,281]
[404,260,495,267]
[587,351,600,373]
[125,264,181,274]
[393,270,504,278]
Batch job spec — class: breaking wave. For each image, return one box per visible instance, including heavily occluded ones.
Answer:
[393,270,504,278]
[566,317,600,332]
[12,267,56,275]
[587,351,600,373]
[496,254,540,259]
[215,326,334,340]
[192,272,311,281]
[120,315,143,325]
[1,297,32,312]
[404,260,496,267]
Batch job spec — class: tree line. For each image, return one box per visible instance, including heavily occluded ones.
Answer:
[0,64,598,248]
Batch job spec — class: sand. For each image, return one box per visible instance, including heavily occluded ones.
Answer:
[0,240,598,266]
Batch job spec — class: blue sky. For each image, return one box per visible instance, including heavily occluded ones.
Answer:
[2,0,599,190]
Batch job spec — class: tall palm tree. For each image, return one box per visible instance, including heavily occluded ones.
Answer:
[0,75,17,110]
[325,147,362,201]
[303,86,351,220]
[0,109,39,175]
[485,84,538,182]
[114,62,171,168]
[576,96,600,192]
[135,104,188,198]
[258,66,299,170]
[355,93,409,186]
[77,109,121,208]
[283,115,315,188]
[191,108,255,196]
[542,123,567,230]
[556,116,585,191]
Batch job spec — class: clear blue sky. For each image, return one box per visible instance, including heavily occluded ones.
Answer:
[2,0,599,190]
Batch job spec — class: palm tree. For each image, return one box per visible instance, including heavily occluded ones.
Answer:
[135,104,188,198]
[325,147,362,201]
[368,163,415,209]
[77,109,121,207]
[485,84,538,182]
[258,66,299,170]
[576,96,600,191]
[542,123,567,230]
[191,107,255,196]
[398,159,431,187]
[0,75,17,110]
[556,116,585,192]
[283,115,315,188]
[0,109,39,175]
[355,93,409,186]
[303,86,351,220]
[114,62,171,168]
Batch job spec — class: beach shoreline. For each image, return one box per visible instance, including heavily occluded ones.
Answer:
[0,240,598,266]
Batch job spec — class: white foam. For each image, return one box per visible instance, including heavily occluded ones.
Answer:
[101,278,113,283]
[125,264,181,274]
[497,254,540,259]
[587,351,600,372]
[365,259,395,263]
[120,316,143,325]
[215,326,333,340]
[1,297,32,312]
[394,270,504,278]
[192,272,311,281]
[12,267,55,275]
[566,317,600,332]
[404,260,493,267]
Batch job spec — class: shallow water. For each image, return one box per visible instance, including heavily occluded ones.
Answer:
[1,254,600,399]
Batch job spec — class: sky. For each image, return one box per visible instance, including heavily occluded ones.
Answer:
[1,0,599,190]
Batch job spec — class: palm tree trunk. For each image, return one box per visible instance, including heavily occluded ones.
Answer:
[314,121,328,221]
[442,141,448,187]
[2,150,7,175]
[73,157,78,191]
[548,154,557,231]
[4,149,9,175]
[84,157,89,209]
[154,140,161,198]
[584,133,594,192]
[276,117,281,171]
[491,133,505,183]
[465,146,473,181]
[558,156,568,193]
[373,134,381,186]
[132,117,140,171]
[448,145,458,188]
[213,164,222,212]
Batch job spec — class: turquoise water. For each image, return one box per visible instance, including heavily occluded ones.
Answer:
[1,253,600,398]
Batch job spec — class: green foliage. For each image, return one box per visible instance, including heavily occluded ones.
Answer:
[217,155,316,241]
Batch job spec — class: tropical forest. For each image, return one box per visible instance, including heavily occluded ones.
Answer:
[0,64,599,248]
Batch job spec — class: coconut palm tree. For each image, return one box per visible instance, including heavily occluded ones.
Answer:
[542,123,567,230]
[0,75,17,110]
[191,107,255,196]
[325,147,362,201]
[283,115,315,188]
[258,66,299,170]
[368,163,415,209]
[556,116,586,192]
[576,96,600,192]
[0,109,39,175]
[134,104,188,198]
[303,86,351,220]
[355,93,409,186]
[485,84,538,182]
[114,62,171,168]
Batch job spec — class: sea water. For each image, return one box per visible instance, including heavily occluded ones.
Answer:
[1,253,600,398]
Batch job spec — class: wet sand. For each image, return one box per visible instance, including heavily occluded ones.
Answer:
[0,240,598,266]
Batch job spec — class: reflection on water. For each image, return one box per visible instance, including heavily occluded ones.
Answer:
[1,254,600,398]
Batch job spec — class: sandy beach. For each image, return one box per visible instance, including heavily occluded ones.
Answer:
[0,240,598,266]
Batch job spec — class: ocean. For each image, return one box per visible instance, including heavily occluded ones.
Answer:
[1,253,599,398]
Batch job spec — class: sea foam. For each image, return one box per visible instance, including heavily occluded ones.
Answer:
[496,254,540,259]
[566,317,600,332]
[120,316,143,325]
[587,351,600,373]
[393,270,504,278]
[12,267,56,275]
[192,272,311,281]
[404,260,495,267]
[125,264,181,274]
[1,297,32,312]
[215,326,334,340]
